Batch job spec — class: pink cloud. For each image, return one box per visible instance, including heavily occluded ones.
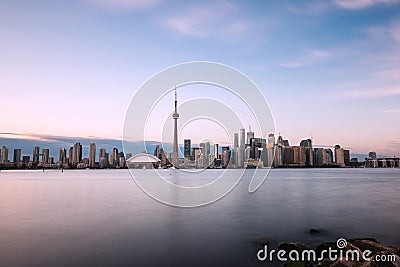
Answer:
[334,0,399,9]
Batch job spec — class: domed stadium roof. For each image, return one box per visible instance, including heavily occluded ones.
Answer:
[126,153,161,163]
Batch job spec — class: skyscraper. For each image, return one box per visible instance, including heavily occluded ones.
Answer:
[334,145,345,167]
[113,148,119,167]
[42,149,49,164]
[33,146,40,163]
[59,148,66,163]
[0,146,9,163]
[240,128,245,148]
[172,87,179,166]
[184,139,191,159]
[214,144,219,160]
[247,126,254,145]
[234,133,239,149]
[72,143,82,165]
[89,142,96,168]
[13,148,21,164]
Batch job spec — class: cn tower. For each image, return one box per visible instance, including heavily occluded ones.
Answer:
[172,87,179,166]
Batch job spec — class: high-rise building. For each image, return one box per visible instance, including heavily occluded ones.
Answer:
[234,133,239,149]
[112,148,119,168]
[334,145,345,167]
[313,148,327,167]
[184,139,191,159]
[42,149,49,164]
[344,149,350,167]
[99,148,108,168]
[247,126,254,146]
[13,148,21,164]
[69,147,74,164]
[89,142,96,168]
[1,146,9,163]
[154,145,160,158]
[71,143,82,165]
[214,144,219,159]
[172,87,179,166]
[33,146,40,163]
[268,134,275,145]
[59,148,66,163]
[300,139,313,166]
[240,128,245,148]
[325,148,333,164]
[221,149,231,168]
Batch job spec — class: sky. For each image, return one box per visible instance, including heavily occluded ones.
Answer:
[1,0,400,155]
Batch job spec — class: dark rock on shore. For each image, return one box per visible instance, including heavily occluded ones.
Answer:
[284,261,313,267]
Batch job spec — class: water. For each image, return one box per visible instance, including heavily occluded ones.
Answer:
[0,168,399,266]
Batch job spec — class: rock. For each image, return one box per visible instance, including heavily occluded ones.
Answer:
[283,261,313,267]
[330,259,354,267]
[310,228,321,235]
[316,242,337,258]
[278,242,309,252]
[350,239,398,256]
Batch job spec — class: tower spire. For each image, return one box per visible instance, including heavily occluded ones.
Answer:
[172,87,179,166]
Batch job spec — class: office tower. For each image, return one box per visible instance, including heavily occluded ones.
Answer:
[69,147,74,164]
[260,138,267,166]
[13,149,21,164]
[118,152,126,168]
[221,149,231,168]
[71,143,82,165]
[59,148,66,163]
[99,148,108,168]
[33,146,40,163]
[42,149,49,164]
[344,149,350,167]
[313,148,327,167]
[99,148,107,158]
[325,148,333,164]
[273,145,283,167]
[113,148,119,167]
[89,142,96,168]
[236,147,245,167]
[184,139,191,159]
[335,145,345,167]
[199,143,206,166]
[0,146,9,163]
[369,151,377,158]
[172,87,179,166]
[205,142,210,159]
[247,126,254,145]
[240,128,245,147]
[192,147,201,163]
[268,134,275,145]
[250,138,261,159]
[214,144,219,160]
[300,139,313,166]
[234,133,239,149]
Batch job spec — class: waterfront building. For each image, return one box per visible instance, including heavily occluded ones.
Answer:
[369,151,377,158]
[214,144,219,160]
[42,149,49,164]
[234,133,239,149]
[344,149,350,166]
[172,87,179,166]
[33,146,40,163]
[247,126,254,146]
[0,146,9,163]
[184,139,191,159]
[240,128,245,148]
[59,148,66,163]
[13,148,21,164]
[335,145,345,167]
[89,142,96,168]
[112,148,119,167]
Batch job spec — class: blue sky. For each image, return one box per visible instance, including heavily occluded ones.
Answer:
[1,0,400,155]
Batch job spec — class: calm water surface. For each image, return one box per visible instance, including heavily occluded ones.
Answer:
[0,168,399,266]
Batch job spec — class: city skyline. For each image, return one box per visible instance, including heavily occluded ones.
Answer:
[1,1,400,155]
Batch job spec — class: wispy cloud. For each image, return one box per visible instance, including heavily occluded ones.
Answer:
[333,0,399,10]
[163,1,251,39]
[280,62,304,68]
[85,0,163,10]
[343,86,400,97]
[280,49,331,68]
[381,108,400,113]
